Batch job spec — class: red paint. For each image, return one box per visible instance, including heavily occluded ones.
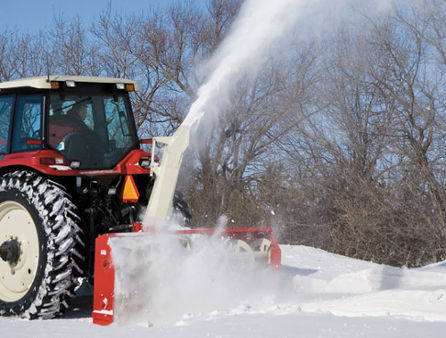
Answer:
[92,234,116,325]
[25,139,42,145]
[0,149,151,176]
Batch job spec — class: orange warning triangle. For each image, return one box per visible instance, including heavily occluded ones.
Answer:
[121,175,140,203]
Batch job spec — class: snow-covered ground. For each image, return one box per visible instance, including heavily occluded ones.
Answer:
[1,244,445,337]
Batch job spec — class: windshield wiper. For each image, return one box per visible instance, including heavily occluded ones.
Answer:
[52,97,92,114]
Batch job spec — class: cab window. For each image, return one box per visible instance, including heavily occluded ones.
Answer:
[104,96,132,147]
[11,95,42,153]
[0,95,14,156]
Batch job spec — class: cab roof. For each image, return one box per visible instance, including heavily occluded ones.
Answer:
[0,75,140,91]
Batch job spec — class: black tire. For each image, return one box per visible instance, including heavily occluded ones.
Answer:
[0,170,84,319]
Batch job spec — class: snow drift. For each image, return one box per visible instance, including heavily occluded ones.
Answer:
[2,244,446,338]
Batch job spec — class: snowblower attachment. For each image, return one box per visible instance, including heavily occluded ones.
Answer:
[92,226,281,325]
[92,124,281,325]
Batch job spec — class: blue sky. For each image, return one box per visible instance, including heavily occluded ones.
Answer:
[0,0,205,33]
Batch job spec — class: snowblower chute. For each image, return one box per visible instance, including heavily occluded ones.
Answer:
[92,124,281,325]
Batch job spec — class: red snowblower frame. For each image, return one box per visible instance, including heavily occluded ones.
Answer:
[92,226,281,325]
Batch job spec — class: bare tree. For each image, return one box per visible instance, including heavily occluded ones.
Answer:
[370,5,446,242]
[50,15,100,76]
[1,0,445,266]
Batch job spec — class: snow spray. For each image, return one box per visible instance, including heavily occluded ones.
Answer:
[182,0,394,133]
[109,221,277,325]
[110,0,397,325]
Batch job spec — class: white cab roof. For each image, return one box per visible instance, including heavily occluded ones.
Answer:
[0,75,140,91]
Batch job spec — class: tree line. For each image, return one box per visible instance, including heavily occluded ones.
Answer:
[1,0,446,266]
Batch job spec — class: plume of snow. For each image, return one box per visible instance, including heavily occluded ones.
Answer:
[112,0,398,325]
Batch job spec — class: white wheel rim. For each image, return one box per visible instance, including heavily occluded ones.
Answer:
[0,201,40,302]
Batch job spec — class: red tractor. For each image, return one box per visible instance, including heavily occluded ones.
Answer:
[0,76,178,318]
[0,76,280,322]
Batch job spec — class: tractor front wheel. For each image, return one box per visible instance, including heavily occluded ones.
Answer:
[0,171,84,319]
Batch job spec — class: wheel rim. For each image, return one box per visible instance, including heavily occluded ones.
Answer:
[0,201,40,302]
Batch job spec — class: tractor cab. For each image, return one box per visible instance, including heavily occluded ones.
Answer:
[0,76,140,170]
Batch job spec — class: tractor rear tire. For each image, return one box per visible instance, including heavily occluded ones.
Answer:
[0,171,84,319]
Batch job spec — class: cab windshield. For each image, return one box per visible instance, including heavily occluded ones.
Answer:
[47,92,138,169]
